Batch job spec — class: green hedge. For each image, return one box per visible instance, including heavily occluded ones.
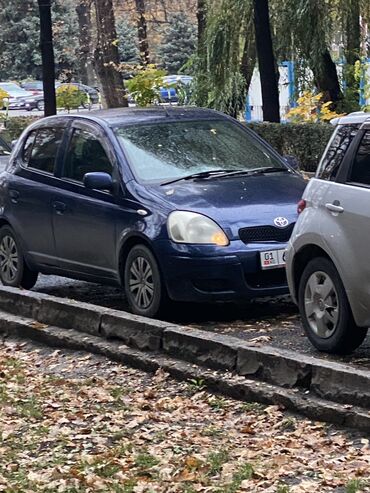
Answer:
[1,116,40,141]
[2,116,333,173]
[246,122,334,172]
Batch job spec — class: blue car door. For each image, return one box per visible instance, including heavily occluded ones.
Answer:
[50,120,124,281]
[4,124,66,268]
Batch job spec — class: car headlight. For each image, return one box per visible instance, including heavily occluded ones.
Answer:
[167,211,229,246]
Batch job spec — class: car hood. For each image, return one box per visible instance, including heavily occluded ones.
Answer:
[149,172,307,240]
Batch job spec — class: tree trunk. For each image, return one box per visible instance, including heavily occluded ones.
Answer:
[135,0,150,65]
[37,0,56,116]
[93,0,127,108]
[196,0,208,106]
[344,0,361,110]
[76,0,95,86]
[312,50,343,105]
[253,0,280,123]
[197,0,207,57]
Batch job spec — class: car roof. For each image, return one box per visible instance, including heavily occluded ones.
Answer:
[331,111,370,126]
[38,106,229,128]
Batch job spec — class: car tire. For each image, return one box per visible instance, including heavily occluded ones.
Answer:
[36,100,44,111]
[298,257,367,354]
[124,245,167,318]
[0,226,38,290]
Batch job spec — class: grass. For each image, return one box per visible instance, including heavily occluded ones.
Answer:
[207,450,230,475]
[134,453,160,470]
[276,484,291,493]
[346,479,368,493]
[208,396,228,411]
[215,463,254,493]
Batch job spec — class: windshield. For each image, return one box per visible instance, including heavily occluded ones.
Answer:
[115,120,284,183]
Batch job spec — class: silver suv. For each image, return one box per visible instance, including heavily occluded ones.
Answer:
[286,112,370,354]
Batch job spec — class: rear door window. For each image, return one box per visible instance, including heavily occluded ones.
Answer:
[348,130,370,186]
[25,128,64,174]
[317,124,359,181]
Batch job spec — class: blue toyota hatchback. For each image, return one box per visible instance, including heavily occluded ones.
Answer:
[0,107,306,317]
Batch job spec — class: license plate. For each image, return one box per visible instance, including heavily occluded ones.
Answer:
[260,249,286,270]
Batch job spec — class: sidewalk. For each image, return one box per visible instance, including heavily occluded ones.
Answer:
[0,338,369,493]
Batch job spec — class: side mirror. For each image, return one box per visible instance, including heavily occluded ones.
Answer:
[284,155,300,171]
[83,172,113,191]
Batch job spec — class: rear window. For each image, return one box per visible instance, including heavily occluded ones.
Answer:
[316,124,360,180]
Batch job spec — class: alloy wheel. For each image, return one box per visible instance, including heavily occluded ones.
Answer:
[128,256,154,309]
[0,235,19,283]
[304,270,339,338]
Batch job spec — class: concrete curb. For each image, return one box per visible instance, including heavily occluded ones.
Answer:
[0,286,369,416]
[0,310,369,431]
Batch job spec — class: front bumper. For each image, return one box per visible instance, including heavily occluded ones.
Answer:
[155,239,290,303]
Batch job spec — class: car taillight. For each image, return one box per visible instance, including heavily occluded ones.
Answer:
[297,199,306,214]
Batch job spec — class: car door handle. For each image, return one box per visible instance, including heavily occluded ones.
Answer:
[53,201,66,214]
[9,190,19,203]
[325,202,344,213]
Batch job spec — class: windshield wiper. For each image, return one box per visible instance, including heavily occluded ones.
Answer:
[160,169,242,186]
[216,167,290,178]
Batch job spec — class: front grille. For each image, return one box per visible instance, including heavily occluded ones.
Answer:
[239,224,295,244]
[246,269,288,289]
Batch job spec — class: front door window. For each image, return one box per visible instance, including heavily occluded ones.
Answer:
[62,128,113,182]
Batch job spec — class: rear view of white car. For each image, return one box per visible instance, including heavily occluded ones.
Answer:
[286,112,370,354]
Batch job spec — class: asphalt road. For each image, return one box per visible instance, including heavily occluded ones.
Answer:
[32,273,370,370]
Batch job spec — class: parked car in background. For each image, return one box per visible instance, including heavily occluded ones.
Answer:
[20,80,44,95]
[25,82,99,111]
[24,93,45,112]
[160,75,193,103]
[0,82,33,109]
[286,111,370,354]
[0,107,305,318]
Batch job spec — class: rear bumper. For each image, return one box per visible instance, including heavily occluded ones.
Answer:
[155,240,289,303]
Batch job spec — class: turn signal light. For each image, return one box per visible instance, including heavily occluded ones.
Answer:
[297,199,306,214]
[211,231,229,246]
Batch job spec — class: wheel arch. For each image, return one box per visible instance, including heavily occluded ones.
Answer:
[292,244,332,300]
[0,218,11,229]
[118,234,160,286]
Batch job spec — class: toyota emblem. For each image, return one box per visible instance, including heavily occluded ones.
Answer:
[274,217,289,228]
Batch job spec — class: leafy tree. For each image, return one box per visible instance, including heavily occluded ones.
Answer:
[194,0,255,117]
[56,85,88,111]
[126,67,167,107]
[159,13,197,74]
[275,0,343,107]
[116,18,140,64]
[0,0,79,81]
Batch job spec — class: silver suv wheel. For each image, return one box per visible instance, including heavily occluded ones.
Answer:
[298,256,368,354]
[304,271,338,338]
